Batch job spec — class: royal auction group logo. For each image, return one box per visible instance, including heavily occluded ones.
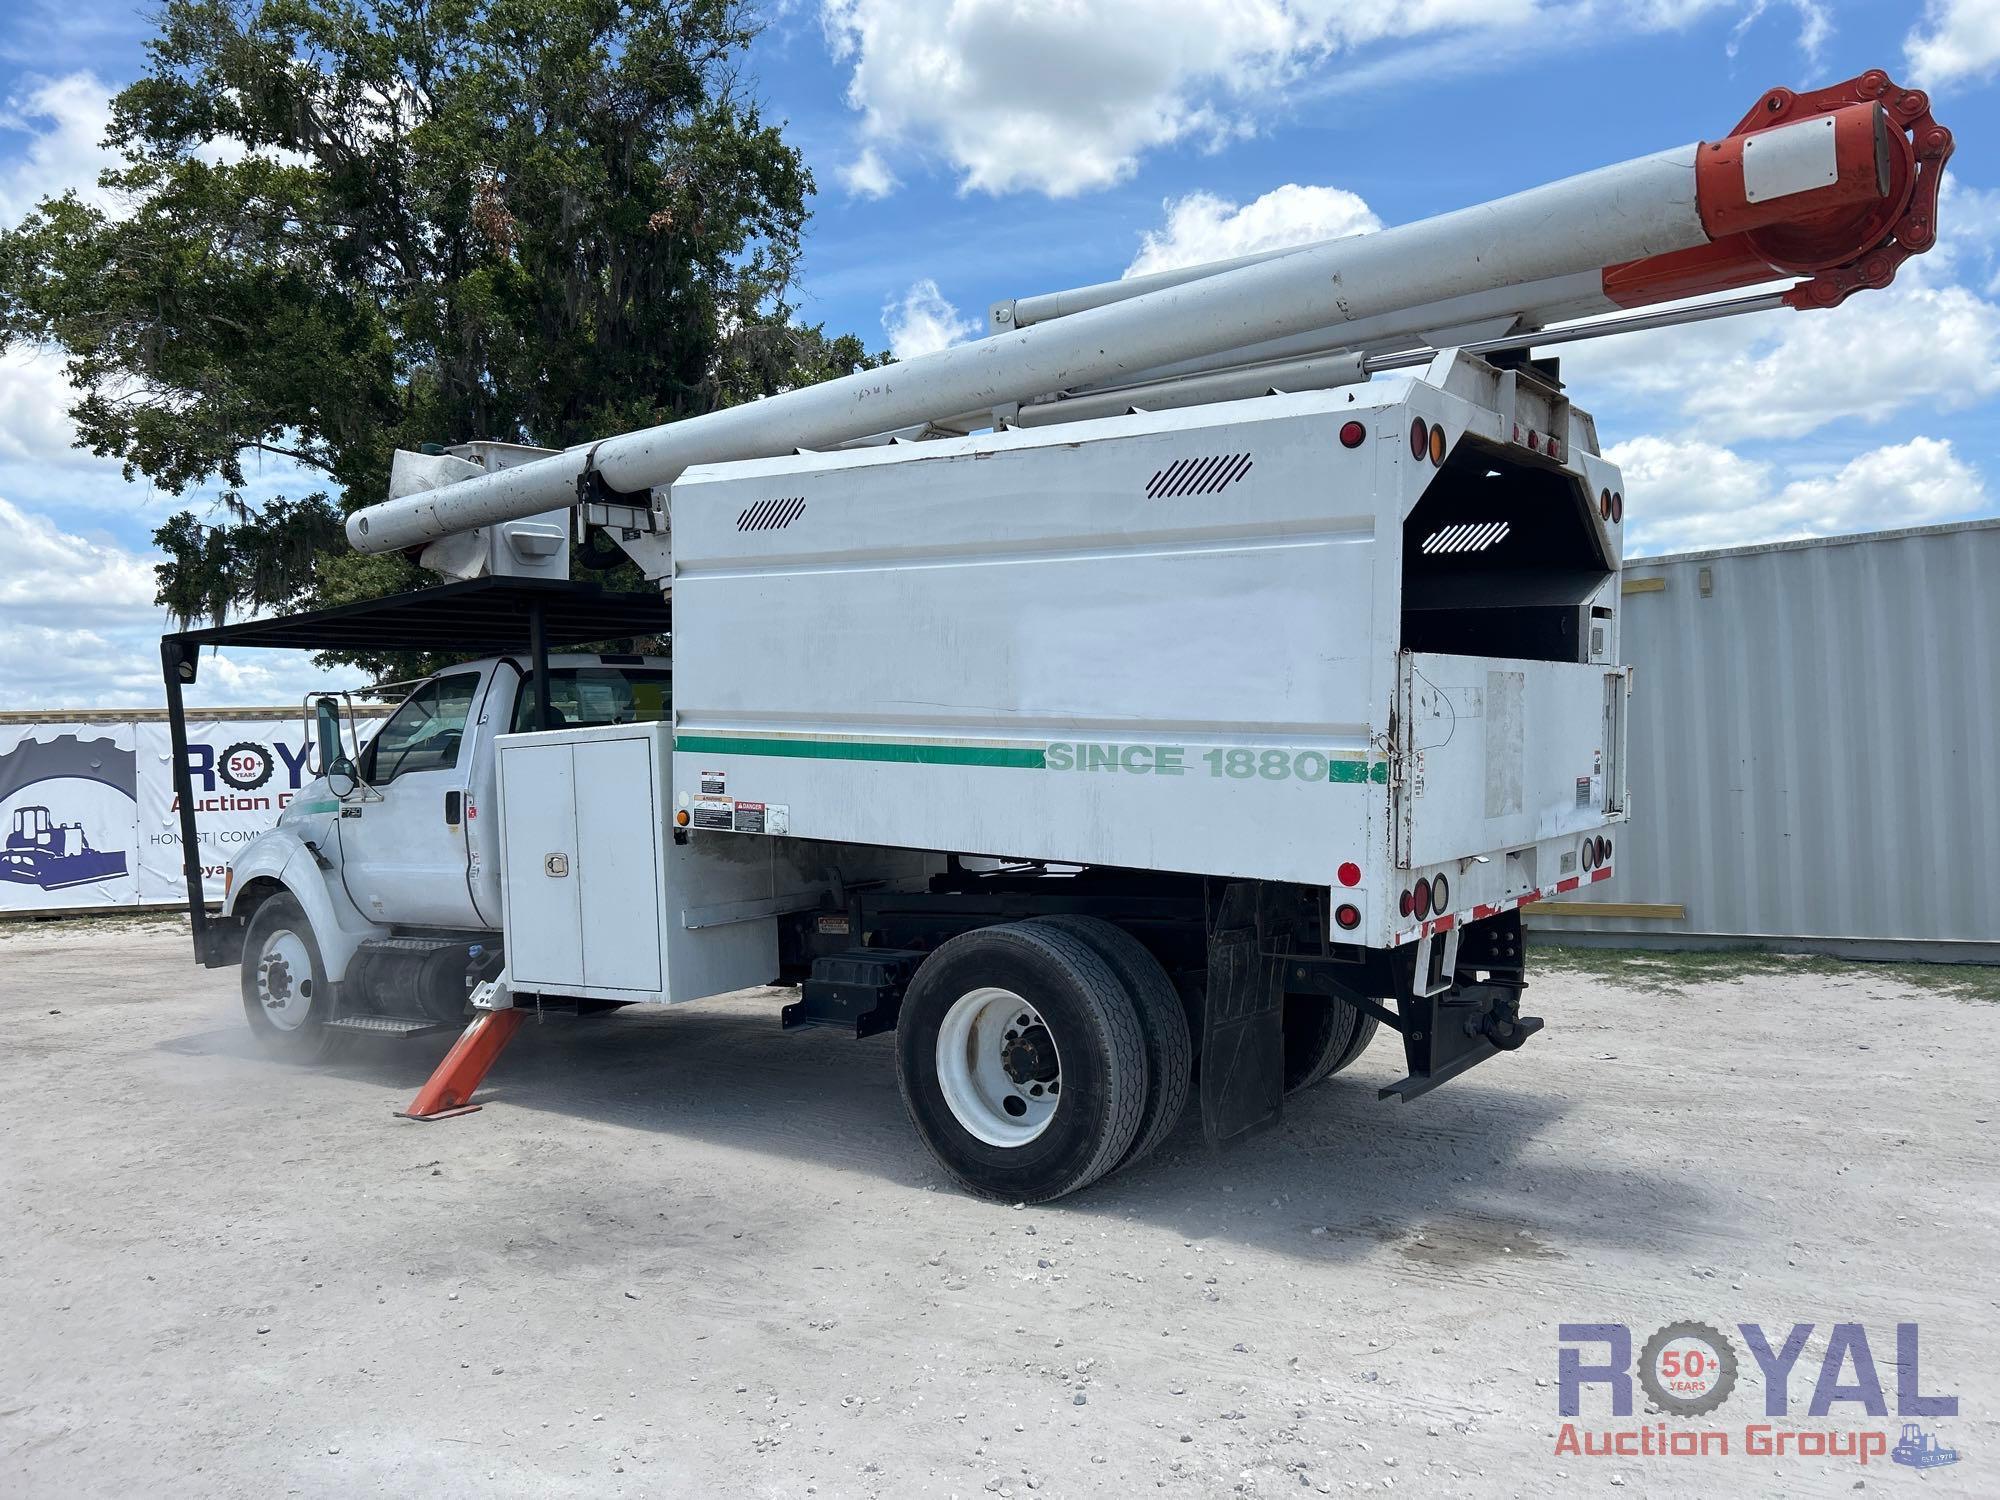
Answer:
[1555,1320,1962,1469]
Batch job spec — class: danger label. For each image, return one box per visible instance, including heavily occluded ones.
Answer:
[733,801,766,834]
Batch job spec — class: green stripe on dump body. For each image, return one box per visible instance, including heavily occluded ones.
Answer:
[675,734,1046,769]
[677,733,1388,782]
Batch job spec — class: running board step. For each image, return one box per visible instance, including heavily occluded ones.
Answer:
[326,1015,454,1037]
[783,950,925,1038]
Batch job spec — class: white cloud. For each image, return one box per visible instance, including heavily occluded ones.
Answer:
[1125,183,1380,277]
[0,71,117,224]
[0,495,154,613]
[1728,1,1831,64]
[1907,0,2000,87]
[881,278,980,359]
[1561,270,2000,444]
[837,146,898,199]
[0,344,132,479]
[1606,434,1985,552]
[818,0,1527,197]
[816,1,1837,199]
[0,495,363,710]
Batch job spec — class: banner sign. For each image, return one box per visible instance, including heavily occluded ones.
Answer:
[0,716,319,912]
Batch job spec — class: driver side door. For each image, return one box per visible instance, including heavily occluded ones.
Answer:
[336,670,486,930]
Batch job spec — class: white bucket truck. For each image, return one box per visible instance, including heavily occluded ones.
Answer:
[164,71,1953,1198]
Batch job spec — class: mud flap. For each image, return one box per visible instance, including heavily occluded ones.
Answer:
[1198,882,1288,1146]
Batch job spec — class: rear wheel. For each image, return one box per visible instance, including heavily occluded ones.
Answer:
[897,922,1147,1202]
[241,894,345,1062]
[1026,915,1191,1170]
[1281,989,1378,1093]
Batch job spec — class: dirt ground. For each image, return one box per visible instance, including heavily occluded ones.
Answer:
[1,918,1994,1499]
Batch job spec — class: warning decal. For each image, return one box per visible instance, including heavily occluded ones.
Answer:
[692,799,734,831]
[733,801,766,834]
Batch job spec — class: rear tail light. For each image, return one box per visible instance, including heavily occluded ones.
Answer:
[1611,492,1624,524]
[1412,877,1432,919]
[1334,903,1361,931]
[1409,416,1428,460]
[1340,420,1366,449]
[1601,836,1613,863]
[1431,873,1449,913]
[1399,888,1414,918]
[1336,861,1362,887]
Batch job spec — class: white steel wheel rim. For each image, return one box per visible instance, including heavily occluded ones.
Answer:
[935,986,1064,1148]
[255,929,315,1031]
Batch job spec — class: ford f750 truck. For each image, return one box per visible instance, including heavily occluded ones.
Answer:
[165,71,1953,1200]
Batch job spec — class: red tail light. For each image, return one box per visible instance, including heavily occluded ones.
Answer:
[1399,888,1414,918]
[1413,877,1433,919]
[1340,420,1366,449]
[1334,903,1361,931]
[1409,416,1428,460]
[1336,861,1362,887]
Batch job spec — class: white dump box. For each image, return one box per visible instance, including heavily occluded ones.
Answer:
[653,374,1631,957]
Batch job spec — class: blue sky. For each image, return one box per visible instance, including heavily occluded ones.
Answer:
[0,0,1996,707]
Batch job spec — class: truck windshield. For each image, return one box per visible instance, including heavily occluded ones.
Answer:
[511,667,673,733]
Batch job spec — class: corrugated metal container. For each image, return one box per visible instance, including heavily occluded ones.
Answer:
[1528,518,2000,962]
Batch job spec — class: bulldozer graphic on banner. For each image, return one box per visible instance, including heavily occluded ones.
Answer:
[0,805,129,891]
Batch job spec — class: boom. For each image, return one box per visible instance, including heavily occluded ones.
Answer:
[345,71,1951,559]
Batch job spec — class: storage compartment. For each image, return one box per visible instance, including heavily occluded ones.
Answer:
[496,721,939,1003]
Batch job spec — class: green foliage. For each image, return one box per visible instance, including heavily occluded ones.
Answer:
[0,0,879,666]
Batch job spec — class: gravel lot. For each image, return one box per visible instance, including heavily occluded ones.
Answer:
[2,918,1994,1498]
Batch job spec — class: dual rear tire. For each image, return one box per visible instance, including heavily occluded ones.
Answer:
[895,918,1190,1203]
[1281,988,1378,1093]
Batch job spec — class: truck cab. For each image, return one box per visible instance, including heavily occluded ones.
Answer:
[219,652,671,1027]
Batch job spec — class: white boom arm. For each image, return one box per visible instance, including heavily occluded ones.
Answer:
[346,72,1949,558]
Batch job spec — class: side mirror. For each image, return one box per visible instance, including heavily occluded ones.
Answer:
[308,694,361,798]
[313,696,343,775]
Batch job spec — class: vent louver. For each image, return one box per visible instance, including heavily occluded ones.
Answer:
[1146,453,1253,499]
[1420,520,1512,555]
[738,496,807,531]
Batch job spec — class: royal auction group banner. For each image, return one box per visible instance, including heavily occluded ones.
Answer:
[0,715,326,913]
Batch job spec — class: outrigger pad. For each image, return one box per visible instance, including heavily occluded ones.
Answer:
[1199,883,1287,1147]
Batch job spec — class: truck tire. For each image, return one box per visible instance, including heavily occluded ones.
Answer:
[1025,915,1190,1171]
[896,922,1147,1202]
[1281,990,1377,1093]
[241,893,346,1062]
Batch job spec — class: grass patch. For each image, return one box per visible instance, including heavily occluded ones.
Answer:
[1531,940,2000,1002]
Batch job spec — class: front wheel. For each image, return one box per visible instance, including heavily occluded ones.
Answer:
[241,893,345,1062]
[896,922,1147,1202]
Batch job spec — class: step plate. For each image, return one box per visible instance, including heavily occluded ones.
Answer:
[326,1015,453,1037]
